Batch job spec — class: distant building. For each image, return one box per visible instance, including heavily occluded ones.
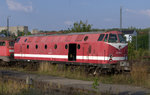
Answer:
[31,29,40,34]
[122,30,137,42]
[0,26,28,36]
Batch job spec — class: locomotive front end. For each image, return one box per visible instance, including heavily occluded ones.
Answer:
[104,31,130,71]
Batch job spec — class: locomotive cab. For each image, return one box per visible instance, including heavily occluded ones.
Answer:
[100,31,129,71]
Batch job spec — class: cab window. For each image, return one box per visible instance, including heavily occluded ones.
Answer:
[98,34,105,41]
[118,34,126,43]
[9,41,14,46]
[0,42,5,46]
[108,34,117,43]
[104,34,108,42]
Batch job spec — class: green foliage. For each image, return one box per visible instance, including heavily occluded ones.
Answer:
[131,32,149,50]
[137,33,149,50]
[128,36,150,61]
[0,30,7,36]
[92,77,99,89]
[127,29,149,60]
[128,42,135,60]
[17,30,25,36]
[128,49,150,61]
[17,30,31,37]
[68,20,92,32]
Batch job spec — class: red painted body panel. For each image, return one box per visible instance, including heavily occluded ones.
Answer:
[0,40,14,57]
[14,31,128,65]
[0,38,14,62]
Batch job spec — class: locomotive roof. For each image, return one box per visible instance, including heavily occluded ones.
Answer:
[0,37,15,41]
[17,31,122,43]
[22,31,106,37]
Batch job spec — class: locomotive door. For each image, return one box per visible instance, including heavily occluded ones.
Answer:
[68,44,77,61]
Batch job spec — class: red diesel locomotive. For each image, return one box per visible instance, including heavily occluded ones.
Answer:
[14,31,130,73]
[0,37,14,62]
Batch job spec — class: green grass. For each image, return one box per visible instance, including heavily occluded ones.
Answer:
[0,51,150,89]
[0,79,104,95]
[0,80,43,95]
[38,62,93,80]
[37,61,150,87]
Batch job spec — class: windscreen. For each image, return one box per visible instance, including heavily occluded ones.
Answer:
[0,42,5,46]
[108,34,117,43]
[104,34,108,42]
[9,41,14,46]
[118,34,126,43]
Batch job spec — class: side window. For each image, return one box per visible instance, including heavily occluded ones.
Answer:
[9,41,14,46]
[54,44,57,49]
[24,39,27,42]
[98,34,105,41]
[0,42,5,46]
[45,44,47,49]
[84,36,88,41]
[104,34,108,42]
[36,45,38,49]
[65,44,68,49]
[27,45,29,49]
[77,44,80,49]
[16,38,20,43]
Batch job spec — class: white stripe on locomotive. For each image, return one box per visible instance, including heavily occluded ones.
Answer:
[14,54,126,61]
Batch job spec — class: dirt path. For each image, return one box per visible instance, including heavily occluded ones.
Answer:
[0,70,150,95]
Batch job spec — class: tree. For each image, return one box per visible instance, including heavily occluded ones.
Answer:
[68,20,92,32]
[0,30,7,36]
[17,30,25,36]
[17,30,31,37]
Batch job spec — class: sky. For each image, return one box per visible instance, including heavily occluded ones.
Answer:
[0,0,150,31]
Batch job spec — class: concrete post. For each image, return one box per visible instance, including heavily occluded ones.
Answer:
[120,6,122,32]
[7,16,10,37]
[149,30,150,51]
[136,33,137,50]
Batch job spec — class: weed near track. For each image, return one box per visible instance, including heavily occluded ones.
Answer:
[37,61,150,88]
[0,59,150,89]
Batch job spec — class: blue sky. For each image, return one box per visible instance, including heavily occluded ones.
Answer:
[0,0,150,31]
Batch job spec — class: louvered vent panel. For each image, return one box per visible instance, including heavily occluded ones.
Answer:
[65,35,72,42]
[75,35,84,41]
